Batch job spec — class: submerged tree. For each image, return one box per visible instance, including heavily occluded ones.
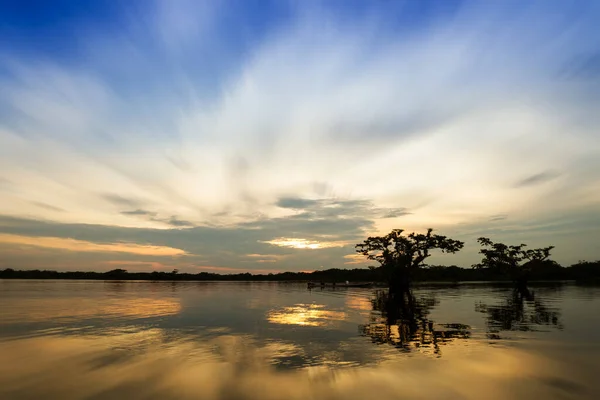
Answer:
[355,229,464,293]
[473,237,554,288]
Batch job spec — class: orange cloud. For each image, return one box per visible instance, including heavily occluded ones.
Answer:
[242,253,286,263]
[104,261,171,270]
[245,253,284,259]
[343,254,368,264]
[0,234,187,256]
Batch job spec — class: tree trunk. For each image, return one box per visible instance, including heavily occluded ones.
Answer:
[389,265,410,295]
[512,264,530,291]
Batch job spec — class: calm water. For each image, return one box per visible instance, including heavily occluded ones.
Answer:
[1,280,599,399]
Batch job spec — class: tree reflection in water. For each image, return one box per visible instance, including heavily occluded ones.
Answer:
[475,287,563,339]
[360,290,470,357]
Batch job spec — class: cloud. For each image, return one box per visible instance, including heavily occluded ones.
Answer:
[165,216,194,228]
[121,209,157,217]
[0,1,599,270]
[102,194,144,208]
[275,197,410,220]
[0,214,369,271]
[30,201,66,212]
[343,254,368,265]
[0,233,187,256]
[277,198,318,209]
[514,171,560,188]
[243,254,286,263]
[120,210,194,228]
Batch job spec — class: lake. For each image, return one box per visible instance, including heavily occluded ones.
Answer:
[1,280,599,399]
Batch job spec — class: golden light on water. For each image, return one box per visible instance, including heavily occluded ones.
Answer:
[345,296,373,312]
[0,331,586,400]
[267,304,347,326]
[0,298,182,324]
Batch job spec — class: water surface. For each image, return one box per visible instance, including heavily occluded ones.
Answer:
[1,280,599,399]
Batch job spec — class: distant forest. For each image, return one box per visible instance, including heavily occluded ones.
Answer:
[1,260,599,283]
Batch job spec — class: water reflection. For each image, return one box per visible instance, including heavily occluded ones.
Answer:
[1,281,599,399]
[475,287,563,339]
[1,330,593,399]
[0,297,181,324]
[360,290,470,356]
[267,304,347,327]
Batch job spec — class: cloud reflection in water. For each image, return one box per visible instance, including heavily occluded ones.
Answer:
[0,331,593,400]
[267,304,347,327]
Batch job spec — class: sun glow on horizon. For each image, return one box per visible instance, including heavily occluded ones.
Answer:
[0,234,188,256]
[261,238,348,250]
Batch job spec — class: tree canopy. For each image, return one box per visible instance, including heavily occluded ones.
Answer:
[356,228,464,269]
[355,228,464,291]
[473,237,554,284]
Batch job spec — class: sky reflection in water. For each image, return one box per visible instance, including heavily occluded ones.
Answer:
[0,280,599,399]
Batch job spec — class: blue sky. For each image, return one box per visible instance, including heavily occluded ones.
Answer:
[1,0,599,273]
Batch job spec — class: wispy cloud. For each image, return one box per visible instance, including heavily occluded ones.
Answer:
[514,171,560,188]
[343,254,368,265]
[275,197,410,220]
[102,194,144,209]
[0,1,599,269]
[243,253,286,263]
[30,201,65,212]
[0,233,187,256]
[120,209,194,228]
[121,209,157,217]
[489,214,508,222]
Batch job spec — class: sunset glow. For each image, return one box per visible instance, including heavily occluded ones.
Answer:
[262,238,348,250]
[0,0,598,272]
[0,234,187,256]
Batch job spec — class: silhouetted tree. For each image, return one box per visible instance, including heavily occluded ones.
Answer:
[473,237,554,288]
[355,229,464,293]
[566,260,600,283]
[105,268,128,276]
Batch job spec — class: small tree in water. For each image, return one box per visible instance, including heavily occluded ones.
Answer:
[355,228,464,293]
[473,237,554,288]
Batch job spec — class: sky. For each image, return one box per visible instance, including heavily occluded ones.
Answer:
[1,0,599,274]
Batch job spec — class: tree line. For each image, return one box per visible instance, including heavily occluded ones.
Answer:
[0,259,598,283]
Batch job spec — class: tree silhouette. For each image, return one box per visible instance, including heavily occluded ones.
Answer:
[105,268,128,276]
[355,229,464,292]
[360,290,470,357]
[473,237,554,288]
